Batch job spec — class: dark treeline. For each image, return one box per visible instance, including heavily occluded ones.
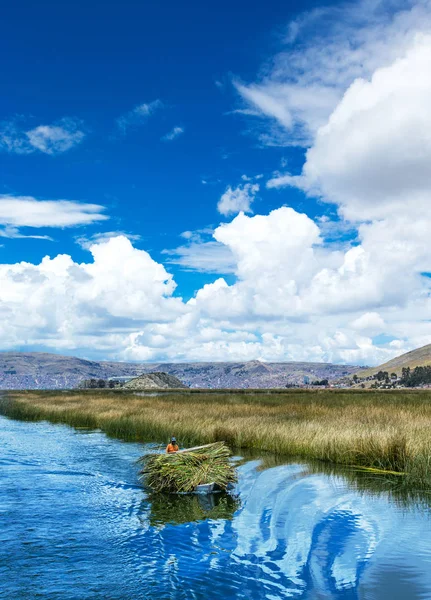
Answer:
[400,366,431,387]
[312,379,329,386]
[79,378,123,389]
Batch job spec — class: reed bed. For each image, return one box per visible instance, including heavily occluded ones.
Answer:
[2,388,431,486]
[138,442,237,493]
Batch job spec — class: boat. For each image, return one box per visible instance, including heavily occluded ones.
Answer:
[139,441,237,494]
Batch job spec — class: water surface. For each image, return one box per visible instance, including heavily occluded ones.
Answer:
[1,415,431,599]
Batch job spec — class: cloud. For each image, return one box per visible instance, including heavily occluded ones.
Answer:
[163,241,236,274]
[234,0,431,145]
[226,108,261,117]
[263,29,431,338]
[200,177,221,186]
[0,226,53,241]
[0,117,85,155]
[217,183,259,216]
[269,34,431,221]
[187,206,431,364]
[0,236,185,353]
[201,0,430,366]
[25,119,85,154]
[179,228,214,241]
[234,81,297,130]
[116,100,163,132]
[241,174,263,181]
[0,195,108,232]
[351,312,385,333]
[163,227,235,274]
[3,2,431,366]
[0,227,429,365]
[75,231,141,250]
[192,207,322,320]
[161,126,184,141]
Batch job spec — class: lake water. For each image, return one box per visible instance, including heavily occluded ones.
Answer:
[2,415,431,600]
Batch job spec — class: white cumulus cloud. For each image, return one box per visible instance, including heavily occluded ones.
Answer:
[0,228,429,365]
[0,236,185,352]
[269,34,431,221]
[217,183,259,216]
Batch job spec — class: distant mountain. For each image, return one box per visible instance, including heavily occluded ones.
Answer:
[357,343,431,377]
[0,351,360,390]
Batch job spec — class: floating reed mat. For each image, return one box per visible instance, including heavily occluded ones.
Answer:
[138,442,237,493]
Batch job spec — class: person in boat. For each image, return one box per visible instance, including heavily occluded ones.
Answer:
[166,437,179,453]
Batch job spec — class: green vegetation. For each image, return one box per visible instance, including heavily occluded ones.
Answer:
[139,442,237,493]
[400,366,431,387]
[352,365,431,389]
[2,388,431,487]
[311,378,329,386]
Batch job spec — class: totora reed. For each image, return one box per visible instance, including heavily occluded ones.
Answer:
[2,388,431,487]
[138,442,237,493]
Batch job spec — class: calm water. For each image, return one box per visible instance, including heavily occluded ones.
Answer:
[2,415,431,599]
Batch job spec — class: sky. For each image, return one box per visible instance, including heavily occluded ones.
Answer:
[1,0,431,366]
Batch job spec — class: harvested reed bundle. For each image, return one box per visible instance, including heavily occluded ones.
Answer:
[139,441,237,493]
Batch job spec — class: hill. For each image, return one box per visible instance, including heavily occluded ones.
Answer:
[357,343,431,378]
[123,372,188,390]
[0,351,360,390]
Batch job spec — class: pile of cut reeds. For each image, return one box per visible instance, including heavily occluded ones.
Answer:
[138,441,237,493]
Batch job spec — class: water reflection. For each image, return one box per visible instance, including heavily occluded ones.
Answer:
[128,457,431,599]
[2,415,431,600]
[306,461,431,511]
[214,463,379,598]
[226,461,431,599]
[144,491,240,526]
[243,448,431,510]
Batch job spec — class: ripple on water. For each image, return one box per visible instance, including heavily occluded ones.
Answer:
[1,415,431,600]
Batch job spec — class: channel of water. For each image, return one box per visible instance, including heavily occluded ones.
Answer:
[1,414,431,599]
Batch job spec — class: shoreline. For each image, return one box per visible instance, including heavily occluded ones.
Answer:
[2,389,431,488]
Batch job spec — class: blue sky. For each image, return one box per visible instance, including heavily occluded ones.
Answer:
[2,0,316,293]
[1,0,431,364]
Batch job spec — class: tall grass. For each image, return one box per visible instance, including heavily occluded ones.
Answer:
[2,389,431,486]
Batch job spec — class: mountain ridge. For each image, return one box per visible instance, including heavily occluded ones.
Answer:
[0,351,360,389]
